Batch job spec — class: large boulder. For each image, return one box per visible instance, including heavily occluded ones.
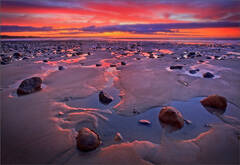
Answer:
[99,91,113,105]
[76,127,100,152]
[200,95,227,115]
[158,106,184,131]
[17,77,42,95]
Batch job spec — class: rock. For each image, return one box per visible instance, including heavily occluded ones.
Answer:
[200,95,227,115]
[187,52,195,58]
[22,57,29,60]
[1,56,12,65]
[170,65,183,70]
[138,119,151,125]
[99,91,113,104]
[158,106,184,131]
[110,64,116,67]
[43,59,48,62]
[206,56,211,59]
[121,61,126,65]
[149,54,154,58]
[76,127,100,152]
[114,132,123,142]
[136,57,141,60]
[184,119,192,125]
[189,69,199,74]
[88,52,91,55]
[58,111,64,116]
[203,72,214,78]
[17,77,42,95]
[96,64,102,67]
[13,52,21,59]
[58,66,64,70]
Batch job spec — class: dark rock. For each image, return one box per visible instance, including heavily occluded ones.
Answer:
[43,59,48,62]
[22,57,29,60]
[189,69,200,74]
[96,64,102,67]
[170,65,183,70]
[198,60,204,63]
[1,56,12,65]
[76,127,100,152]
[88,52,91,55]
[110,64,116,67]
[206,56,211,59]
[159,106,184,131]
[203,72,214,78]
[13,52,21,59]
[121,61,126,65]
[99,91,113,104]
[136,57,141,60]
[17,77,42,95]
[58,66,64,70]
[200,95,227,115]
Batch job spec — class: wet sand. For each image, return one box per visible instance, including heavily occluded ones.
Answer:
[1,39,240,164]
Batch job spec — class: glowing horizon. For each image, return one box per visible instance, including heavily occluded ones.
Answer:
[1,0,240,38]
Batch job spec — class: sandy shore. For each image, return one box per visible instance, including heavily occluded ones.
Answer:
[1,39,240,164]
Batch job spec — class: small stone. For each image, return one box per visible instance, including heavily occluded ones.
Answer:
[203,72,214,78]
[170,65,183,70]
[76,127,100,152]
[114,132,123,142]
[138,119,151,125]
[96,64,102,67]
[189,69,199,74]
[99,91,113,104]
[184,119,192,125]
[17,77,42,95]
[204,124,212,128]
[110,64,116,67]
[43,59,48,62]
[200,95,227,115]
[206,56,211,59]
[58,66,64,70]
[58,111,64,116]
[159,106,184,131]
[121,61,126,65]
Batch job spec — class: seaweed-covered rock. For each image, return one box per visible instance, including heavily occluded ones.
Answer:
[200,95,227,115]
[76,127,100,152]
[17,77,42,95]
[159,106,184,131]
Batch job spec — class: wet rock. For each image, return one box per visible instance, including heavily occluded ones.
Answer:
[17,77,42,95]
[76,127,100,152]
[121,61,126,65]
[200,95,227,115]
[138,119,151,125]
[99,91,113,104]
[114,132,123,142]
[96,63,102,67]
[13,52,21,59]
[58,66,64,70]
[203,72,214,78]
[189,69,200,74]
[158,106,184,131]
[170,65,183,70]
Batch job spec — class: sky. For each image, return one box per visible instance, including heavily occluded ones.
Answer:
[1,0,240,38]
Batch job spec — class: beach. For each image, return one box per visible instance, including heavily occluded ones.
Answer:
[1,39,240,164]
